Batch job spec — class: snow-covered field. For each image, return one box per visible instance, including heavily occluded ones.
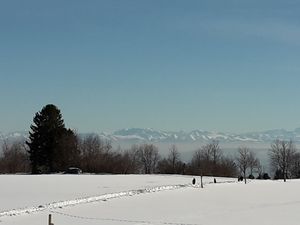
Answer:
[1,174,300,225]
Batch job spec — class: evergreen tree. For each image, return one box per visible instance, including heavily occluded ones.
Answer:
[26,104,77,174]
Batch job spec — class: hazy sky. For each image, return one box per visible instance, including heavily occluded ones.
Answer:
[1,0,300,133]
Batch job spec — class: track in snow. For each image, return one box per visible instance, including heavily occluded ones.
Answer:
[0,179,236,219]
[0,184,190,218]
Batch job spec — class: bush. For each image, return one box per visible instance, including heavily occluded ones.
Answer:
[274,169,284,180]
[248,174,255,179]
[263,173,270,180]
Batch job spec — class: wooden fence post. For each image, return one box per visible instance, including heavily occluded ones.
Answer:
[48,214,54,225]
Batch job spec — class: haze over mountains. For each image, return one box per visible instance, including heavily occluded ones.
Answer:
[2,127,300,144]
[3,128,298,166]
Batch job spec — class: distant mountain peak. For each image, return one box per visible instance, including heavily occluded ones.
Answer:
[2,128,300,145]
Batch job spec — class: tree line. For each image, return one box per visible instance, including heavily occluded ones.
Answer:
[0,134,238,177]
[1,104,300,182]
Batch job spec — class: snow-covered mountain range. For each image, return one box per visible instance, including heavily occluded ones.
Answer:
[2,128,300,144]
[98,128,300,143]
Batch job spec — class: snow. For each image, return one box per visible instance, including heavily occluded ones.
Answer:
[1,174,300,225]
[114,135,145,140]
[190,134,196,141]
[207,133,229,140]
[234,136,259,142]
[202,135,208,140]
[0,174,196,212]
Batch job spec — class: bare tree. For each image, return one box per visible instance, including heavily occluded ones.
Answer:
[201,141,222,163]
[192,141,222,176]
[236,147,251,184]
[0,141,30,173]
[291,152,300,178]
[269,139,296,182]
[188,141,237,181]
[190,149,204,188]
[157,145,184,174]
[79,134,112,173]
[210,140,222,166]
[190,149,202,171]
[248,151,260,177]
[167,145,181,173]
[138,144,160,174]
[209,140,222,175]
[122,145,141,174]
[218,156,237,177]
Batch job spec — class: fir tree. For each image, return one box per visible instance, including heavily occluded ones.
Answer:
[26,104,77,174]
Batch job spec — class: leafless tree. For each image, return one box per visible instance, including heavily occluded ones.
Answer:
[236,147,251,184]
[190,149,204,188]
[138,144,160,174]
[269,139,296,182]
[208,140,222,175]
[0,141,30,173]
[210,140,222,166]
[79,134,112,173]
[291,152,300,178]
[168,145,181,173]
[122,145,141,174]
[248,151,260,176]
[256,163,263,178]
[218,156,237,177]
[192,141,222,176]
[188,141,237,181]
[201,141,222,163]
[157,144,185,174]
[190,149,202,170]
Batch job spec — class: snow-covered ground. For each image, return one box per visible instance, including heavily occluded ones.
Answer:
[1,174,300,225]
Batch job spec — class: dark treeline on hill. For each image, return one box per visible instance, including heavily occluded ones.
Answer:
[1,104,300,182]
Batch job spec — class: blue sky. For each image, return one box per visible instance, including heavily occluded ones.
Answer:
[1,0,300,133]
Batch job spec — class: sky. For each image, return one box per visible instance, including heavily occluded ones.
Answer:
[1,0,300,134]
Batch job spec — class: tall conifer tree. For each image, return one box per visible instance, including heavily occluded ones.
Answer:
[27,104,77,174]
